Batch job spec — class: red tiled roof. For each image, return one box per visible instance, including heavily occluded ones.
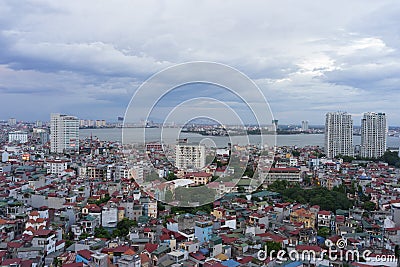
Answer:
[63,263,84,267]
[56,240,65,246]
[113,245,130,253]
[256,232,287,243]
[7,242,24,249]
[1,259,22,265]
[21,260,34,267]
[34,229,53,236]
[238,256,253,264]
[140,253,150,263]
[144,243,158,253]
[318,210,331,215]
[220,235,238,244]
[77,249,92,260]
[295,244,322,252]
[124,248,136,255]
[185,172,212,178]
[30,211,39,216]
[189,252,206,261]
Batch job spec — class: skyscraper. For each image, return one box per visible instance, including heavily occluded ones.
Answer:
[50,113,79,154]
[324,112,353,158]
[301,120,309,131]
[360,112,387,158]
[272,119,279,131]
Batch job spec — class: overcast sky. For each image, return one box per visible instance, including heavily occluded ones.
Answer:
[1,1,400,125]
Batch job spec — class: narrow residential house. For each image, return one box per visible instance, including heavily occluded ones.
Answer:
[91,251,109,267]
[209,236,223,258]
[32,229,56,255]
[101,205,118,228]
[248,212,269,226]
[76,249,92,265]
[290,208,316,229]
[25,211,47,232]
[317,210,332,229]
[0,219,24,241]
[184,172,212,186]
[117,252,141,267]
[166,218,179,232]
[179,241,200,254]
[334,215,345,235]
[232,242,249,258]
[81,204,102,222]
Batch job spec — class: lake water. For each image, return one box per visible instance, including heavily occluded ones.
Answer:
[80,128,400,148]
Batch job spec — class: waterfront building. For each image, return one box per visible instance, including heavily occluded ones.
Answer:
[50,113,79,154]
[324,112,353,158]
[301,120,309,131]
[360,112,387,158]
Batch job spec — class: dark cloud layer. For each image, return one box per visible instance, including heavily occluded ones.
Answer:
[0,0,399,125]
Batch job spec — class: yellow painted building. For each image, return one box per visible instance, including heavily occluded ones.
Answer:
[290,208,316,229]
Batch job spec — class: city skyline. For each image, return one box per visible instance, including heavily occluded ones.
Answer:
[1,1,400,125]
[3,114,400,128]
[1,3,400,266]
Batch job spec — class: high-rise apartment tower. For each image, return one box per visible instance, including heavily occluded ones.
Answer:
[50,113,79,154]
[325,112,353,158]
[360,112,387,158]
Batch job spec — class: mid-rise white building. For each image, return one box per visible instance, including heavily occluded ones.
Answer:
[175,144,206,170]
[8,118,16,126]
[8,131,28,143]
[324,112,353,158]
[46,159,69,176]
[107,165,131,181]
[361,112,387,158]
[96,120,106,127]
[101,206,118,228]
[50,113,79,154]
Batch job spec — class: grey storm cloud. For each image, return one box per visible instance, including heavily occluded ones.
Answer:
[0,0,400,124]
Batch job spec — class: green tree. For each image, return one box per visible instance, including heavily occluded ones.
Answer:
[165,190,174,203]
[166,172,177,181]
[292,150,300,157]
[336,155,355,163]
[112,218,137,238]
[380,151,400,167]
[53,257,61,267]
[94,226,111,239]
[265,241,282,257]
[237,186,246,193]
[363,201,376,211]
[269,182,353,212]
[79,232,90,240]
[157,201,166,211]
[317,227,331,238]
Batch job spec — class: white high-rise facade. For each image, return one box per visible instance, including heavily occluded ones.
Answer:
[301,120,309,131]
[175,144,206,170]
[361,112,387,158]
[50,113,79,154]
[8,118,16,126]
[325,112,353,158]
